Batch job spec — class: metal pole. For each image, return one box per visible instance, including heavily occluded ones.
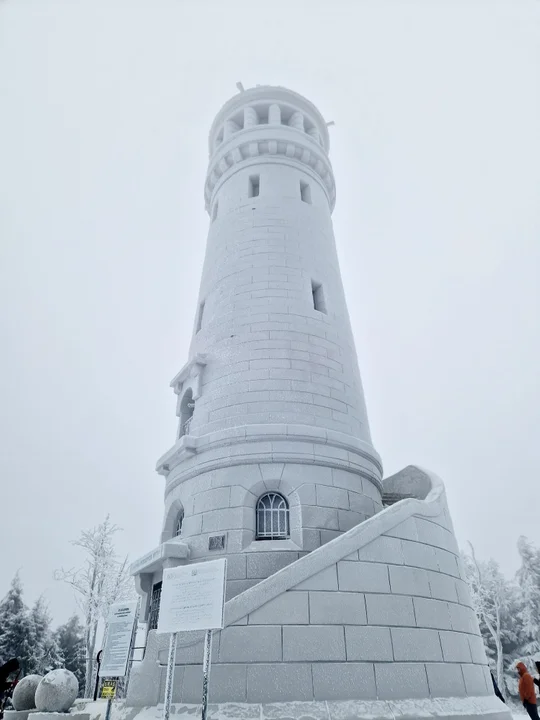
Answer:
[162,632,178,720]
[201,630,213,720]
[104,698,113,720]
[123,600,140,699]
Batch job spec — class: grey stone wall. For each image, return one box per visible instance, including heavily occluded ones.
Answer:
[157,460,382,588]
[129,483,491,706]
[189,172,371,442]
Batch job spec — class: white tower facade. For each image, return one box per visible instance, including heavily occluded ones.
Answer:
[153,85,383,580]
[128,86,509,720]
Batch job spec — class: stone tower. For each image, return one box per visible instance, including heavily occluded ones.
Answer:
[128,86,509,720]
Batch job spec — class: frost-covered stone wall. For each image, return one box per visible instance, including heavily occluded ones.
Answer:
[153,84,382,569]
[128,470,491,706]
[159,458,383,594]
[128,87,505,718]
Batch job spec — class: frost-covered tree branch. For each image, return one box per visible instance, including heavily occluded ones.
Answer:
[55,515,134,697]
[463,542,507,699]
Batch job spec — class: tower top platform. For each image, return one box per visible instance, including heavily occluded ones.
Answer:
[204,85,335,212]
[208,85,331,155]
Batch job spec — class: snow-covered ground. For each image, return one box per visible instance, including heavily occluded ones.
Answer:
[72,696,518,720]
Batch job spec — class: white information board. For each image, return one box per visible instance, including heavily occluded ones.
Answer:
[99,601,138,677]
[157,558,227,634]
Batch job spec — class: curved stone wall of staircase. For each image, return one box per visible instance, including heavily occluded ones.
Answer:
[126,467,503,711]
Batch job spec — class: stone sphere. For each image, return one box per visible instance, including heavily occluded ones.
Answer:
[35,669,79,712]
[12,675,43,711]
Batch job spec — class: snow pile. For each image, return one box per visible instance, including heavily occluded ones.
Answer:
[35,669,78,712]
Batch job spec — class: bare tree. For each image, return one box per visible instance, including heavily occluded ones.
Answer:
[55,516,134,697]
[463,542,507,698]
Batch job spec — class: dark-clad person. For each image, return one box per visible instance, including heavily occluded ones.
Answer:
[490,671,505,703]
[0,659,20,718]
[534,661,540,690]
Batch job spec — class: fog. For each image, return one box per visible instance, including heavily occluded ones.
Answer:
[1,0,539,624]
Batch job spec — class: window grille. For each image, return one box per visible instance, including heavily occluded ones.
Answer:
[256,492,289,540]
[148,582,162,630]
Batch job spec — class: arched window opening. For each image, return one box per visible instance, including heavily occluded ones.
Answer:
[256,492,289,540]
[174,510,184,537]
[179,388,194,437]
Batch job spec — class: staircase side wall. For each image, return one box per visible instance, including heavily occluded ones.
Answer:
[128,498,490,705]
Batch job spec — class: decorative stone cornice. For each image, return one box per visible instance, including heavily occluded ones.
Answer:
[169,355,207,413]
[204,126,336,212]
[155,424,383,496]
[170,354,207,393]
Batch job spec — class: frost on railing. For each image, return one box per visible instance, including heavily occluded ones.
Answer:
[183,416,193,435]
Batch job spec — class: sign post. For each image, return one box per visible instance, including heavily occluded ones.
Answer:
[98,600,138,715]
[157,558,227,720]
[121,600,140,698]
[163,632,178,720]
[100,680,117,720]
[201,628,213,720]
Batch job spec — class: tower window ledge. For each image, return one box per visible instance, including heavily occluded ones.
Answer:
[129,540,190,576]
[156,436,197,476]
[244,539,301,553]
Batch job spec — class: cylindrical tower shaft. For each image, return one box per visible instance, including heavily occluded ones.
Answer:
[157,86,382,597]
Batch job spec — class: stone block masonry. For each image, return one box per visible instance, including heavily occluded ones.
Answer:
[129,468,497,706]
[128,85,511,720]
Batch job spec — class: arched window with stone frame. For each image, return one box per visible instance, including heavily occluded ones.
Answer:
[256,492,290,540]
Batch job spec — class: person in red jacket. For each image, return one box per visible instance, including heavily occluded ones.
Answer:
[518,662,539,720]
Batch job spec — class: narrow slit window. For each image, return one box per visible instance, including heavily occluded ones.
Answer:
[311,280,327,314]
[248,174,260,198]
[196,300,205,332]
[300,180,312,204]
[212,201,218,222]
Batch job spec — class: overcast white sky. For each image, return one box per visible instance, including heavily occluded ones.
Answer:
[1,0,539,626]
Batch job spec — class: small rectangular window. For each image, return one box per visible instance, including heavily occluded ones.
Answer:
[248,174,260,198]
[311,280,327,313]
[212,201,218,221]
[196,300,205,332]
[300,181,311,204]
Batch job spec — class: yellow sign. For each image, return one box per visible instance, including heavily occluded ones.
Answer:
[101,680,116,699]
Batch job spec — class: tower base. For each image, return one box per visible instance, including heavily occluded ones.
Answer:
[127,468,508,714]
